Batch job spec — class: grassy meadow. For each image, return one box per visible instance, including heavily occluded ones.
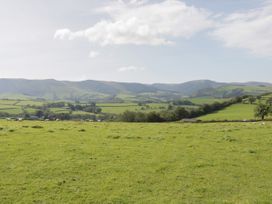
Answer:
[188,97,229,105]
[1,120,272,203]
[198,104,257,121]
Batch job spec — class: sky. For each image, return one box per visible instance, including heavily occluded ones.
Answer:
[1,0,272,83]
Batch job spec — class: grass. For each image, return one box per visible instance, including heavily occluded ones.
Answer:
[97,103,139,114]
[71,111,95,116]
[0,105,22,114]
[1,121,272,203]
[188,97,229,105]
[49,108,70,114]
[17,100,45,106]
[198,104,257,121]
[0,99,42,115]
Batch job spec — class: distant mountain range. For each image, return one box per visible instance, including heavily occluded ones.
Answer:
[0,79,271,102]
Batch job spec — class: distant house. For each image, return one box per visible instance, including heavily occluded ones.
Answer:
[6,117,17,121]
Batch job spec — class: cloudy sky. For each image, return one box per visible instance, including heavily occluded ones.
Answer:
[1,0,272,83]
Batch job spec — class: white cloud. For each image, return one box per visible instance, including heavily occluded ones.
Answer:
[89,51,100,58]
[55,0,213,46]
[118,66,145,72]
[212,2,272,57]
[54,29,72,40]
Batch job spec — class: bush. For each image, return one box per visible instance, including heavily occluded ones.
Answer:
[32,125,43,129]
[146,112,164,122]
[120,111,137,122]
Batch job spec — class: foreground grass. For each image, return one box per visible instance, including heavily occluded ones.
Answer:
[1,121,272,203]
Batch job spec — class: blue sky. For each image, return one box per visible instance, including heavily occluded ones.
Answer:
[1,0,272,83]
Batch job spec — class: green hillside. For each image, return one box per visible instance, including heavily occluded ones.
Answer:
[198,104,256,121]
[0,79,272,101]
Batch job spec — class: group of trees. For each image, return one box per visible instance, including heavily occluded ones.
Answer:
[15,101,102,121]
[120,96,244,122]
[35,110,72,120]
[171,100,195,106]
[119,111,165,122]
[254,98,272,120]
[26,101,102,115]
[67,102,102,114]
[243,94,272,120]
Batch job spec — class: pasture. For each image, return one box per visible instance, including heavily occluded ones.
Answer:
[1,121,272,203]
[198,104,257,121]
[188,97,229,105]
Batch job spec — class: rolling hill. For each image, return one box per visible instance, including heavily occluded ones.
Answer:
[0,78,271,101]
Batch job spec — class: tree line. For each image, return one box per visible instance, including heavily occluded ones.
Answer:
[119,96,244,122]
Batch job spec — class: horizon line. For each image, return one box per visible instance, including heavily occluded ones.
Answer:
[0,77,272,85]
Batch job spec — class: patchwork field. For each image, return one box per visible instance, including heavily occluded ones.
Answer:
[1,121,272,203]
[0,99,192,116]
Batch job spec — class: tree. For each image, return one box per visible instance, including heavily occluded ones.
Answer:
[35,110,44,118]
[174,107,189,120]
[120,111,136,122]
[248,96,256,104]
[167,104,174,110]
[146,112,164,122]
[267,97,272,106]
[134,112,147,122]
[22,110,30,119]
[254,103,270,120]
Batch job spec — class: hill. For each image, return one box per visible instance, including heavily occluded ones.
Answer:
[0,78,272,101]
[152,80,225,96]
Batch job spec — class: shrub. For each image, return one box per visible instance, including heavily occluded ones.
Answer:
[32,125,43,129]
[146,112,164,122]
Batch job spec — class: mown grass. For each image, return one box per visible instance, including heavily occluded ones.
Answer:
[1,121,272,203]
[198,104,257,121]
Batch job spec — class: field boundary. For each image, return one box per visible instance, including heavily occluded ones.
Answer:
[180,119,272,123]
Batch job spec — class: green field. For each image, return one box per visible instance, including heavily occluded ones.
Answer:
[198,104,257,121]
[96,103,169,114]
[188,97,229,105]
[0,99,170,116]
[0,99,43,115]
[1,121,272,203]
